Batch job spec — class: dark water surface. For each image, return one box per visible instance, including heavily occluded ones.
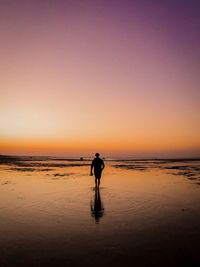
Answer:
[0,156,200,266]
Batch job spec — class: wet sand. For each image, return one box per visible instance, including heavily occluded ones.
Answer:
[0,156,200,267]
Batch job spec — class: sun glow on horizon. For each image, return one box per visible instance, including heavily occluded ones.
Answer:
[1,1,200,157]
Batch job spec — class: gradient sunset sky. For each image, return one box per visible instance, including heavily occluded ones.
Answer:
[1,0,200,157]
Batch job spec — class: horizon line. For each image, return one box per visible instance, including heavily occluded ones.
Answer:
[1,154,200,161]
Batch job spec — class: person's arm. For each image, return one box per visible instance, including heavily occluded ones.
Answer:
[90,162,94,175]
[101,160,105,171]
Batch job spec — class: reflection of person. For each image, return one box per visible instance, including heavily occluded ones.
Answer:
[90,153,105,187]
[91,187,104,223]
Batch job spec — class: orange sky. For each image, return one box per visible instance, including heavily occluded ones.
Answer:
[1,1,200,158]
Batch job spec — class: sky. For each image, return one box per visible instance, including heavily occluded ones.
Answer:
[0,0,200,158]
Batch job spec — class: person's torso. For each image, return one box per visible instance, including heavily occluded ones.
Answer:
[92,158,103,171]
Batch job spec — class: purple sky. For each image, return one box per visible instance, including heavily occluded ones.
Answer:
[0,0,200,157]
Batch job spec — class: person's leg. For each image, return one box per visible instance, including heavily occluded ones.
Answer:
[95,171,101,187]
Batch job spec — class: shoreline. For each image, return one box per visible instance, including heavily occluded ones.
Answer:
[1,154,200,162]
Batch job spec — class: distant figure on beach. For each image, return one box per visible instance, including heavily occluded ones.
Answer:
[90,153,105,187]
[90,187,104,223]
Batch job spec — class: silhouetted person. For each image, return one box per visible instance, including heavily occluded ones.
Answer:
[90,187,104,223]
[90,153,105,187]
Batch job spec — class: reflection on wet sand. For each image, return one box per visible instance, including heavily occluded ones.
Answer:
[90,188,104,223]
[0,156,200,266]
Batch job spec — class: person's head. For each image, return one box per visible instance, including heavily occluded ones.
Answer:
[95,153,100,158]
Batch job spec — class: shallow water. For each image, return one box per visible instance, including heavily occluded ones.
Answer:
[0,157,200,266]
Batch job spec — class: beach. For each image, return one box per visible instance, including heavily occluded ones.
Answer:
[0,156,200,267]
